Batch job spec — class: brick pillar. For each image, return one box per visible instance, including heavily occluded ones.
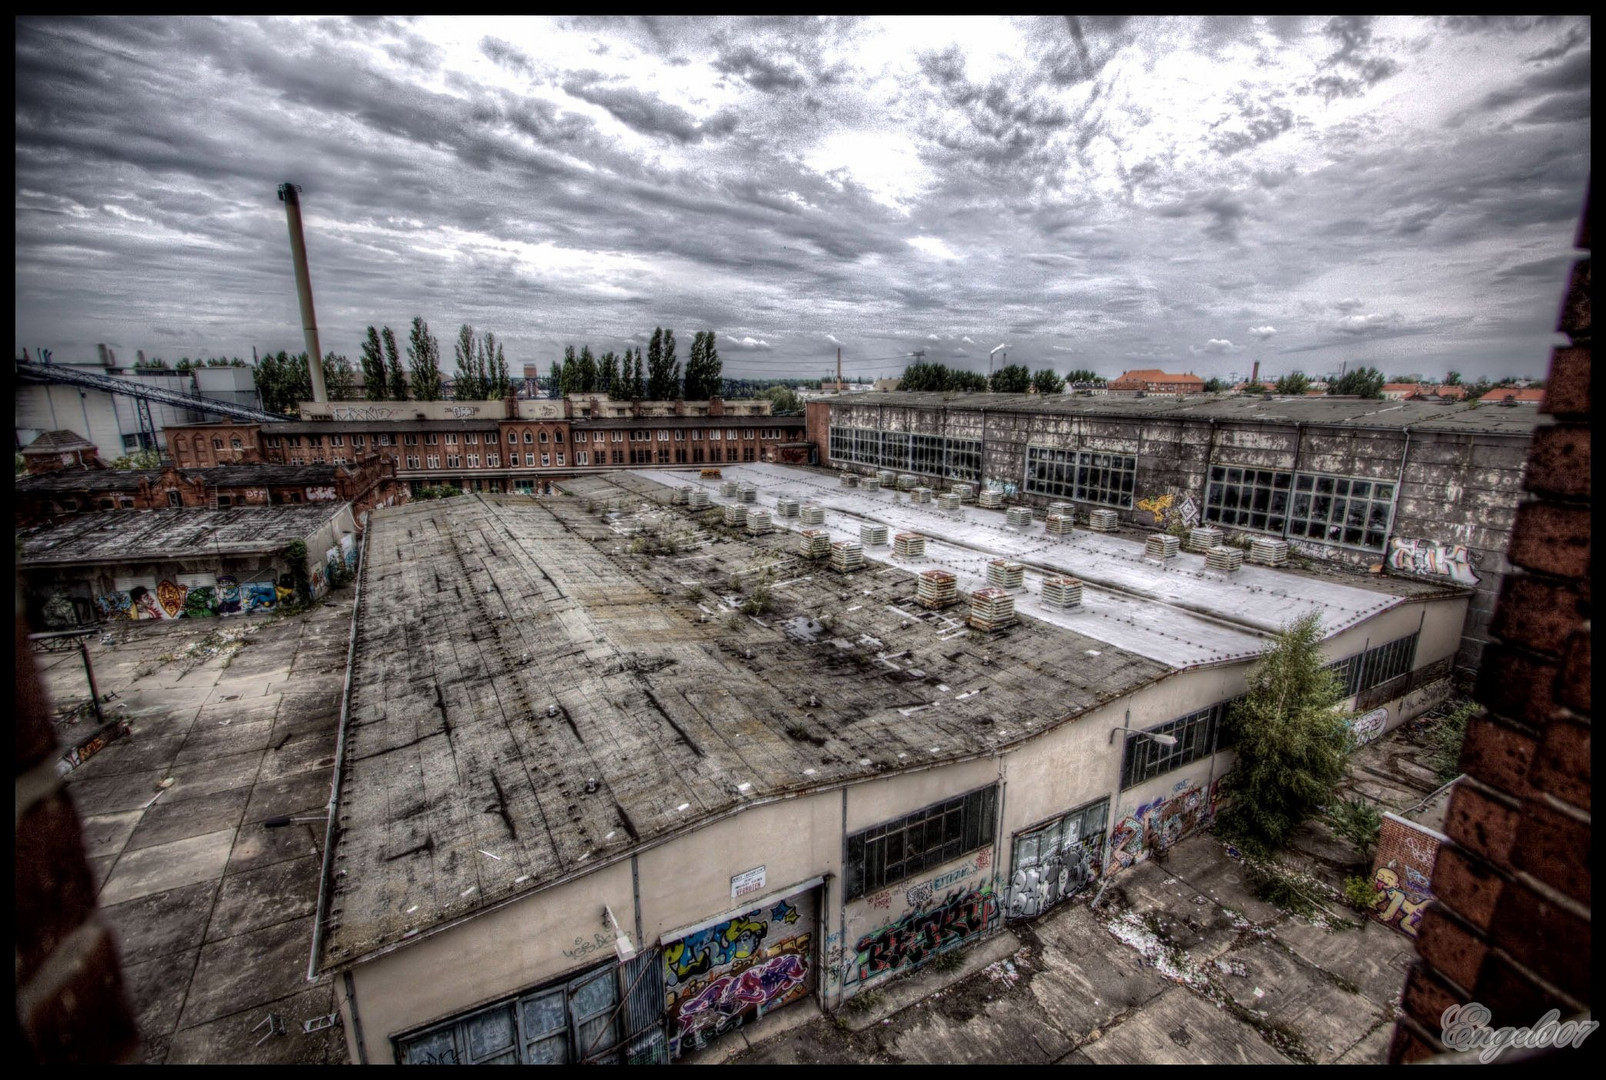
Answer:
[1389,189,1591,1061]
[14,612,141,1062]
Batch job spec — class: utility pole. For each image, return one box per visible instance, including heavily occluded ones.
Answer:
[836,347,842,391]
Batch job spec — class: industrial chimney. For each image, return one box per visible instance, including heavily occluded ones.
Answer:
[278,183,328,404]
[1250,360,1260,386]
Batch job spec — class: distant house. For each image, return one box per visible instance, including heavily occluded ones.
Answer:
[1107,370,1205,394]
[1380,383,1421,400]
[1478,388,1545,406]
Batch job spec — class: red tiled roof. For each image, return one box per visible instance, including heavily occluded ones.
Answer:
[1478,388,1545,403]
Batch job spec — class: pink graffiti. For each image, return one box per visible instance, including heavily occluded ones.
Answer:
[676,952,808,1033]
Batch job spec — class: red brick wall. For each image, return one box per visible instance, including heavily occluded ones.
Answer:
[1389,190,1591,1062]
[1369,814,1443,938]
[806,401,831,465]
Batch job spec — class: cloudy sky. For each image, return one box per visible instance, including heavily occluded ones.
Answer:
[15,16,1591,384]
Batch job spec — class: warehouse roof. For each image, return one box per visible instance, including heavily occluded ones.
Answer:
[15,463,353,492]
[16,504,348,565]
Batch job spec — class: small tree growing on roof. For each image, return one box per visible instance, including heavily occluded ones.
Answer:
[1216,611,1355,855]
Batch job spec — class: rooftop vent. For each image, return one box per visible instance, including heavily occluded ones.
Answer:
[1145,534,1180,560]
[916,569,959,609]
[1086,509,1119,533]
[1041,575,1084,607]
[745,509,772,535]
[893,532,927,559]
[860,523,888,547]
[978,489,1004,509]
[1048,501,1075,518]
[686,490,710,510]
[950,483,975,502]
[799,504,825,525]
[775,497,800,519]
[830,540,865,573]
[840,472,860,488]
[911,486,932,504]
[1188,525,1224,553]
[967,587,1017,632]
[1006,507,1033,528]
[798,528,831,560]
[876,469,897,487]
[719,480,738,498]
[987,559,1025,590]
[671,486,691,506]
[1248,537,1290,567]
[1045,512,1075,536]
[1206,545,1244,573]
[723,504,747,527]
[937,492,962,513]
[737,484,758,504]
[896,473,918,491]
[861,476,880,491]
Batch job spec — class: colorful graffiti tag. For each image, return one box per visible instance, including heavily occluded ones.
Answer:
[1371,866,1430,937]
[243,581,277,614]
[1109,779,1218,870]
[1386,537,1479,586]
[88,573,272,623]
[1137,492,1201,531]
[851,884,998,984]
[1348,707,1389,749]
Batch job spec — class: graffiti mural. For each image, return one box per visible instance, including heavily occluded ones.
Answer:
[182,585,218,619]
[310,564,327,596]
[1137,492,1200,532]
[1348,707,1389,749]
[1386,537,1479,586]
[129,586,168,620]
[215,576,241,615]
[243,581,277,614]
[850,884,998,985]
[156,579,186,617]
[1370,866,1430,937]
[1007,801,1106,921]
[95,592,133,621]
[42,591,81,628]
[340,533,357,569]
[1109,779,1219,871]
[305,486,338,502]
[665,891,816,1058]
[330,405,396,421]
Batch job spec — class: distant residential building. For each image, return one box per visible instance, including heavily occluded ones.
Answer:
[872,378,902,392]
[1478,387,1545,405]
[1107,369,1205,394]
[1380,383,1421,400]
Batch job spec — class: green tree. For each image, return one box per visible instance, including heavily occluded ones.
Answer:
[574,345,599,394]
[383,326,409,400]
[253,349,312,413]
[989,363,1032,393]
[454,324,487,400]
[1063,369,1105,385]
[324,352,358,400]
[109,447,162,469]
[486,332,510,399]
[549,357,564,398]
[630,347,647,397]
[1031,368,1066,395]
[361,327,388,401]
[1217,612,1355,854]
[663,328,681,399]
[950,370,989,392]
[761,385,804,414]
[407,317,443,401]
[1444,370,1462,386]
[559,345,579,395]
[1203,377,1228,393]
[1329,367,1385,399]
[645,329,664,398]
[684,330,724,400]
[1274,372,1311,395]
[899,360,948,391]
[598,351,618,396]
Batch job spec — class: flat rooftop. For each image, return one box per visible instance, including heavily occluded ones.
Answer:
[842,392,1550,435]
[17,504,347,566]
[319,470,1456,969]
[15,464,355,493]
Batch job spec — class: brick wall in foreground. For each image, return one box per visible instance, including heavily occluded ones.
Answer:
[1389,190,1592,1062]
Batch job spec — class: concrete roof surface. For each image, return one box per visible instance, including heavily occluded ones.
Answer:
[15,464,352,492]
[17,504,347,565]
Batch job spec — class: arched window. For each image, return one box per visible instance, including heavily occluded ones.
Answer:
[212,438,224,450]
[507,431,517,444]
[231,438,242,450]
[554,430,564,443]
[523,430,533,443]
[539,431,548,443]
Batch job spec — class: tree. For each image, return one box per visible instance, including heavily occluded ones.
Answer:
[598,351,618,396]
[989,363,1032,393]
[1203,377,1228,393]
[899,361,948,391]
[1274,371,1311,395]
[950,370,989,392]
[574,346,598,394]
[253,349,312,413]
[549,356,565,398]
[454,324,487,400]
[1063,369,1105,385]
[761,385,804,414]
[629,347,646,398]
[663,328,681,399]
[361,327,388,401]
[1329,366,1385,399]
[684,330,723,400]
[1216,612,1355,854]
[1444,370,1462,386]
[486,332,510,399]
[109,447,162,469]
[407,317,443,401]
[324,352,358,400]
[383,326,409,400]
[703,332,720,398]
[646,327,681,400]
[1031,368,1066,395]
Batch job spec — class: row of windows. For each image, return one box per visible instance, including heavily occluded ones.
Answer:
[1328,633,1419,699]
[1023,446,1138,508]
[827,426,982,482]
[845,784,998,899]
[1120,701,1232,790]
[1204,466,1397,552]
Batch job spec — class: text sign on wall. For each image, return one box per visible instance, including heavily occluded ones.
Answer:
[731,866,766,899]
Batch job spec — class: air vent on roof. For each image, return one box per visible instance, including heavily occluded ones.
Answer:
[896,473,918,491]
[1048,501,1075,518]
[1042,575,1084,607]
[950,483,974,502]
[911,486,932,504]
[978,488,1004,509]
[723,504,746,527]
[860,523,888,547]
[1248,537,1289,566]
[672,486,691,506]
[893,532,927,559]
[1206,546,1244,573]
[719,480,738,498]
[798,529,831,560]
[876,470,897,487]
[745,510,772,535]
[687,490,710,510]
[798,503,824,525]
[775,497,800,519]
[916,569,959,609]
[937,492,962,513]
[830,540,864,573]
[1188,525,1224,552]
[1046,512,1075,537]
[1005,507,1033,528]
[861,476,880,491]
[1145,534,1180,560]
[987,559,1025,590]
[967,587,1017,632]
[1086,509,1119,532]
[737,484,757,504]
[840,472,860,487]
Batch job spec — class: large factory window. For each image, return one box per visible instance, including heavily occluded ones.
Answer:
[845,784,998,899]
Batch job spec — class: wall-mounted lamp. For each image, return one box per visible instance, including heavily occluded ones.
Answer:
[1109,727,1178,747]
[603,905,635,963]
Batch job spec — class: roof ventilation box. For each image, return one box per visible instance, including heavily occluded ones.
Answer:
[745,510,772,535]
[1145,534,1180,560]
[860,523,888,547]
[916,569,958,609]
[719,480,738,498]
[1188,525,1223,552]
[1041,575,1083,607]
[687,490,710,510]
[967,587,1017,631]
[1045,512,1075,536]
[987,559,1025,590]
[672,486,691,505]
[876,469,897,487]
[911,486,932,504]
[723,504,747,527]
[776,497,800,518]
[861,476,880,491]
[1086,509,1119,532]
[840,472,860,487]
[799,503,825,525]
[896,473,918,491]
[1206,546,1244,573]
[893,532,927,559]
[978,488,1004,509]
[798,529,831,559]
[830,540,864,573]
[1248,537,1289,566]
[1006,507,1033,528]
[937,492,962,513]
[737,484,757,503]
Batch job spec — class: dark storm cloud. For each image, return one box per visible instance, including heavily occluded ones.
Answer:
[1307,15,1400,101]
[1209,91,1296,156]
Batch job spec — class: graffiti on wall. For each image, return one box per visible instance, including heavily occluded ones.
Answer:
[42,591,84,628]
[330,405,396,421]
[89,573,265,623]
[54,721,131,777]
[1137,492,1200,531]
[1401,678,1452,722]
[1370,866,1430,937]
[95,592,133,620]
[1109,778,1219,871]
[216,576,241,615]
[850,883,998,985]
[243,581,277,614]
[1006,807,1103,922]
[1386,537,1479,586]
[305,486,338,502]
[1348,707,1389,749]
[665,897,812,1058]
[340,533,357,569]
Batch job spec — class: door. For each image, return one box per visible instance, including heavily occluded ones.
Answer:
[663,887,818,1058]
[1006,799,1108,921]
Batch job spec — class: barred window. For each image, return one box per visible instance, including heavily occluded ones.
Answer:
[1120,703,1226,789]
[397,963,622,1065]
[1024,447,1137,507]
[1328,633,1418,698]
[1204,466,1291,534]
[827,425,980,481]
[1286,473,1394,551]
[845,785,998,900]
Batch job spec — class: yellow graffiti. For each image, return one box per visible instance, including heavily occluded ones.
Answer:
[1137,493,1175,525]
[721,917,766,958]
[1372,867,1428,937]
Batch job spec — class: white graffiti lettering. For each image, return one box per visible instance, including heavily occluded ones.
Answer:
[1387,537,1479,586]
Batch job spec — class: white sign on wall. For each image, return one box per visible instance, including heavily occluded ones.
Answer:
[730,866,766,899]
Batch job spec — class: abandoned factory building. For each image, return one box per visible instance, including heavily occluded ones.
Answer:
[317,463,1466,1064]
[806,393,1548,673]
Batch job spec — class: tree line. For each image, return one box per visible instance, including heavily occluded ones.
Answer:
[897,360,1073,395]
[546,327,722,401]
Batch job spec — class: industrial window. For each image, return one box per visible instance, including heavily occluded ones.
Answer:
[1204,466,1291,534]
[613,431,624,442]
[407,456,420,469]
[674,449,686,463]
[743,447,755,462]
[467,455,480,468]
[397,964,622,1065]
[612,450,624,464]
[594,431,605,443]
[525,452,535,466]
[1120,703,1227,790]
[427,456,439,469]
[744,429,754,440]
[523,431,533,443]
[710,428,721,440]
[352,435,365,448]
[445,433,457,445]
[827,425,981,482]
[540,431,548,443]
[377,435,392,446]
[1023,447,1137,507]
[212,438,223,450]
[466,433,479,445]
[554,430,563,443]
[1286,473,1394,551]
[231,437,243,450]
[692,448,704,463]
[1327,633,1418,699]
[674,430,684,441]
[845,784,998,900]
[726,447,739,462]
[657,430,669,441]
[424,434,437,445]
[655,449,668,463]
[556,453,565,466]
[167,491,181,507]
[690,429,701,441]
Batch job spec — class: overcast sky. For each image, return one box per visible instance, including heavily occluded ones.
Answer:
[15,16,1591,384]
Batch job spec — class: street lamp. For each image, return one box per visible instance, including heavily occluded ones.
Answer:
[1109,726,1177,746]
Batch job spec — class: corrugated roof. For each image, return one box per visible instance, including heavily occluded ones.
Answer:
[17,505,346,565]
